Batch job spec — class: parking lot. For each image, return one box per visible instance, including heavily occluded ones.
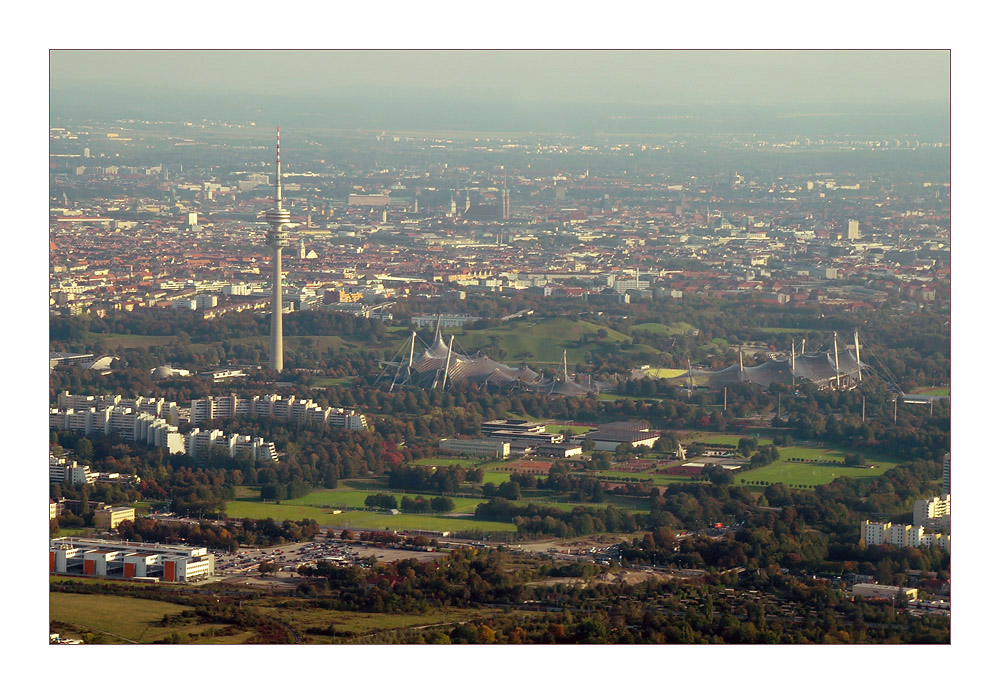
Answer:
[210,532,443,579]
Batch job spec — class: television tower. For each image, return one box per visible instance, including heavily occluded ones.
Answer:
[501,166,510,220]
[265,128,291,372]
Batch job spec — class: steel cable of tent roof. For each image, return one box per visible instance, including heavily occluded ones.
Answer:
[856,333,904,396]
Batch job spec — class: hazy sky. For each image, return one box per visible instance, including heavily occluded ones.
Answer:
[50,50,949,106]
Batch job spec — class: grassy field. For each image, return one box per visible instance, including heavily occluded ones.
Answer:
[544,424,592,435]
[631,322,695,336]
[258,604,498,642]
[49,591,245,644]
[84,332,178,349]
[281,488,485,514]
[736,459,898,488]
[312,376,353,387]
[640,368,689,379]
[757,327,808,335]
[914,386,950,396]
[224,500,516,533]
[451,317,632,364]
[411,457,481,467]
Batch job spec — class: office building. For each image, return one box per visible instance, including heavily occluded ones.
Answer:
[847,219,860,241]
[50,537,214,582]
[94,505,136,530]
[439,438,510,459]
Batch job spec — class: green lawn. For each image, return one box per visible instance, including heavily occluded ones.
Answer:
[736,459,898,488]
[631,322,695,336]
[312,376,353,387]
[639,368,689,379]
[264,605,498,642]
[692,434,775,447]
[757,327,808,334]
[50,592,198,644]
[544,424,592,435]
[84,332,177,349]
[224,500,516,533]
[480,471,513,485]
[914,386,950,396]
[411,457,481,467]
[451,317,632,364]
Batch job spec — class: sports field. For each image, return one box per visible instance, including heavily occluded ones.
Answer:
[736,459,898,488]
[312,376,353,387]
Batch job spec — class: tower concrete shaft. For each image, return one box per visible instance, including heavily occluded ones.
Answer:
[270,247,284,371]
[265,128,291,372]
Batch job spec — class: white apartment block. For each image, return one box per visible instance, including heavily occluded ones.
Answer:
[51,393,184,454]
[189,394,368,431]
[50,456,99,485]
[862,520,950,553]
[184,428,277,463]
[195,294,218,309]
[914,494,950,530]
[57,392,178,424]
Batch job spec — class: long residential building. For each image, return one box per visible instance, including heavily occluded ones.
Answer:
[189,393,368,431]
[49,404,185,454]
[185,428,278,462]
[57,391,179,423]
[861,520,950,553]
